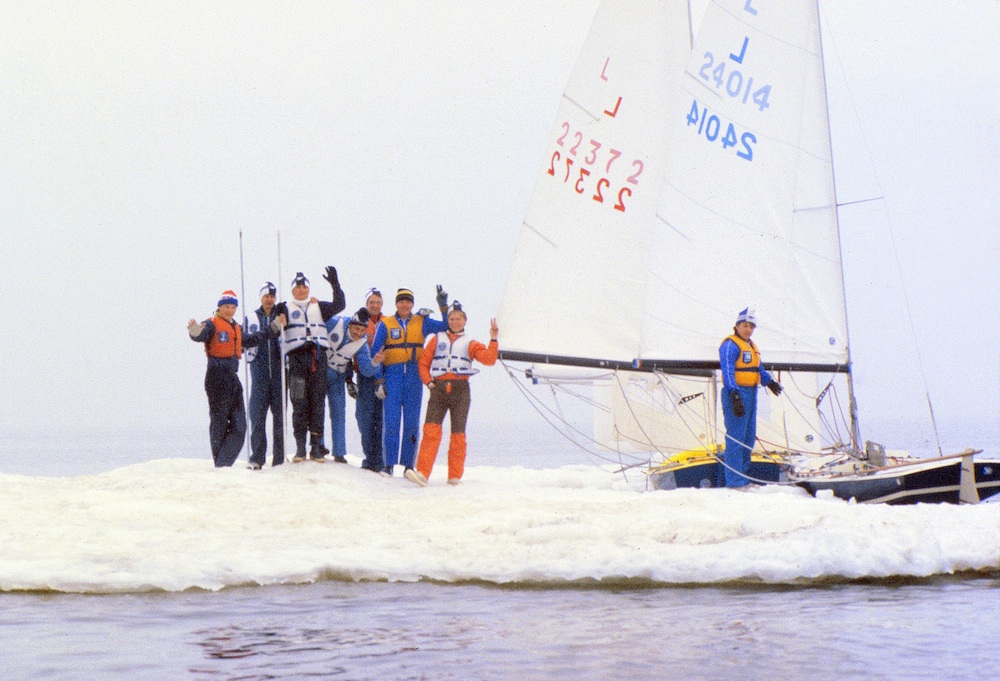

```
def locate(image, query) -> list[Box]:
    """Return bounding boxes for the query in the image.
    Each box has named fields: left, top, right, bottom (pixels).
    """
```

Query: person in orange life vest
left=408, top=303, right=499, bottom=486
left=718, top=307, right=782, bottom=488
left=370, top=286, right=449, bottom=476
left=354, top=288, right=386, bottom=473
left=188, top=290, right=279, bottom=467
left=273, top=268, right=345, bottom=462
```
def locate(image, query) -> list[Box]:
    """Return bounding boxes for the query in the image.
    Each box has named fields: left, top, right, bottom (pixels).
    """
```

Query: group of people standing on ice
left=188, top=265, right=499, bottom=486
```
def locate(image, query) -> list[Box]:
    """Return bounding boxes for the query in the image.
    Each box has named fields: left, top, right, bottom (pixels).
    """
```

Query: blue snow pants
left=381, top=361, right=423, bottom=469
left=326, top=368, right=348, bottom=458
left=720, top=386, right=758, bottom=488
left=356, top=373, right=383, bottom=471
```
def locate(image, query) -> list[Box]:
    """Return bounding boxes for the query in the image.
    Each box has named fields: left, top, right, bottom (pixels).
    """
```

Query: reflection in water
left=175, top=579, right=1000, bottom=681
left=191, top=612, right=497, bottom=679
left=1, top=579, right=995, bottom=680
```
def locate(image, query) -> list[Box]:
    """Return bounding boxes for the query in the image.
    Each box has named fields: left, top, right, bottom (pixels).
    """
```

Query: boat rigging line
left=821, top=1, right=942, bottom=455
left=501, top=361, right=808, bottom=488
left=500, top=360, right=649, bottom=484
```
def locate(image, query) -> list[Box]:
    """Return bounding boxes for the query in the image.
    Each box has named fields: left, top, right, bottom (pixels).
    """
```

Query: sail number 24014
left=547, top=121, right=644, bottom=213
left=687, top=100, right=756, bottom=161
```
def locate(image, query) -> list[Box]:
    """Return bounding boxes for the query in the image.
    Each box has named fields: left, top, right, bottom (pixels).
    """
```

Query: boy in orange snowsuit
left=408, top=304, right=499, bottom=486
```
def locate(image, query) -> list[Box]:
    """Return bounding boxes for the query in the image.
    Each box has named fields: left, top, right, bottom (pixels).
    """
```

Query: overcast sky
left=1, top=1, right=997, bottom=457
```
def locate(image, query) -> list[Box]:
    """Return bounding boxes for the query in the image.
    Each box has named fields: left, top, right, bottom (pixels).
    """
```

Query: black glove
left=346, top=380, right=358, bottom=399
left=767, top=381, right=783, bottom=396
left=323, top=265, right=339, bottom=290
left=436, top=284, right=448, bottom=310
left=731, top=391, right=745, bottom=418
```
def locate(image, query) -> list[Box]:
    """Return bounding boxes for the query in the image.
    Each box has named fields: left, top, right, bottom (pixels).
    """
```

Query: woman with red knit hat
left=188, top=290, right=279, bottom=467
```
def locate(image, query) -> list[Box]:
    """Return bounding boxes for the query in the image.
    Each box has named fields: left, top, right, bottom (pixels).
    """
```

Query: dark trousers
left=248, top=371, right=284, bottom=466
left=423, top=379, right=471, bottom=432
left=356, top=373, right=383, bottom=471
left=287, top=347, right=327, bottom=454
left=205, top=365, right=246, bottom=467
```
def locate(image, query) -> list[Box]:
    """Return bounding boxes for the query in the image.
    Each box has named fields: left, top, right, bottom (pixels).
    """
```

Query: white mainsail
left=499, top=0, right=853, bottom=455
left=498, top=0, right=695, bottom=363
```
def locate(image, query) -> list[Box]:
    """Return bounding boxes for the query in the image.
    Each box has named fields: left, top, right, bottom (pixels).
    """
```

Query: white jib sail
left=649, top=0, right=849, bottom=367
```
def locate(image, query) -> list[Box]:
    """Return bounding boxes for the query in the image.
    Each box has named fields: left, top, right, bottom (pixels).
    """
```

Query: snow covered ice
left=1, top=458, right=997, bottom=593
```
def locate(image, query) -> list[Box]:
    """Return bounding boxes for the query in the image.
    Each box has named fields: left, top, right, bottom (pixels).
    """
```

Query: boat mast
left=686, top=0, right=695, bottom=50
left=815, top=0, right=861, bottom=451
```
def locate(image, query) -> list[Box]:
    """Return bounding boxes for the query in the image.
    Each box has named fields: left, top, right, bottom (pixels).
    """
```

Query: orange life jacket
left=365, top=313, right=382, bottom=346
left=206, top=315, right=242, bottom=359
left=725, top=334, right=761, bottom=387
left=382, top=314, right=426, bottom=365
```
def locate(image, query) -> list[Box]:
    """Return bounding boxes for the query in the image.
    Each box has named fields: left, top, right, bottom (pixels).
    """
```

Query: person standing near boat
left=274, top=268, right=345, bottom=463
left=355, top=288, right=386, bottom=473
left=407, top=303, right=499, bottom=486
left=718, top=307, right=782, bottom=488
left=370, top=286, right=449, bottom=477
left=324, top=308, right=384, bottom=464
left=188, top=290, right=279, bottom=468
left=244, top=282, right=285, bottom=470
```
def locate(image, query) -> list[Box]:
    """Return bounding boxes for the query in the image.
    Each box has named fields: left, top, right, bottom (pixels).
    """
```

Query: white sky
left=1, top=1, right=997, bottom=456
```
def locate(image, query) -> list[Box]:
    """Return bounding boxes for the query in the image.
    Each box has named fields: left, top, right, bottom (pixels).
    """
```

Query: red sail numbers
left=547, top=121, right=644, bottom=213
left=544, top=56, right=644, bottom=212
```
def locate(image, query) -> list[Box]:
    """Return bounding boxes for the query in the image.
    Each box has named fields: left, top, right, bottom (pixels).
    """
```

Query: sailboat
left=496, top=0, right=1000, bottom=505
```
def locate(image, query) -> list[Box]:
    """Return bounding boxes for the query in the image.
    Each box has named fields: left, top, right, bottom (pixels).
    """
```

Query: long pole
left=239, top=229, right=251, bottom=462
left=277, top=230, right=290, bottom=454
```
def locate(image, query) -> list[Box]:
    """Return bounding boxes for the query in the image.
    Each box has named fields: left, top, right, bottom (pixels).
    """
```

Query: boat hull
left=649, top=452, right=786, bottom=491
left=795, top=459, right=1000, bottom=505
left=649, top=449, right=1000, bottom=505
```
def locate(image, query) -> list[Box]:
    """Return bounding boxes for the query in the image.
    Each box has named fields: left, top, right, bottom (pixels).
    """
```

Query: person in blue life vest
left=324, top=308, right=385, bottom=464
left=370, top=286, right=450, bottom=477
left=718, top=307, right=783, bottom=488
left=188, top=290, right=280, bottom=468
left=273, top=267, right=345, bottom=463
left=354, top=288, right=386, bottom=473
left=243, top=282, right=285, bottom=470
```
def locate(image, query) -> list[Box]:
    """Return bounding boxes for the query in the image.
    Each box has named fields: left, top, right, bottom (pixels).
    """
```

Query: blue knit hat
left=218, top=290, right=239, bottom=307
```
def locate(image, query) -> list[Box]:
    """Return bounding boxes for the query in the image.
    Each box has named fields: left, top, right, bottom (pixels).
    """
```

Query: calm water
left=3, top=578, right=998, bottom=680
left=2, top=421, right=998, bottom=679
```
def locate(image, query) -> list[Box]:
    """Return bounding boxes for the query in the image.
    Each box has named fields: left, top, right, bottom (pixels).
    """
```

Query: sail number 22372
left=547, top=121, right=644, bottom=213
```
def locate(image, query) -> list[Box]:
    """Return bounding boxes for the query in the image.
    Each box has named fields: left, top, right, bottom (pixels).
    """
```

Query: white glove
left=375, top=382, right=387, bottom=400
left=188, top=320, right=205, bottom=338
left=416, top=308, right=433, bottom=317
